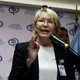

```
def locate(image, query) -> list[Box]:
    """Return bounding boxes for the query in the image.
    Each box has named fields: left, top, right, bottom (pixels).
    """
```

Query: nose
left=43, top=20, right=48, bottom=27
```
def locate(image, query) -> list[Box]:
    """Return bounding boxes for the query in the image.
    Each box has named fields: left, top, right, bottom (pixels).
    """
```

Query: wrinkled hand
left=26, top=35, right=40, bottom=68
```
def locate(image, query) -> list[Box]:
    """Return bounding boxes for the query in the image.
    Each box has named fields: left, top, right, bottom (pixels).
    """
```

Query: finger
left=32, top=35, right=37, bottom=42
left=34, top=42, right=40, bottom=49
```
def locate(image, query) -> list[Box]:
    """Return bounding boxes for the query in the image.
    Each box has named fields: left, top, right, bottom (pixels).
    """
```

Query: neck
left=37, top=37, right=53, bottom=47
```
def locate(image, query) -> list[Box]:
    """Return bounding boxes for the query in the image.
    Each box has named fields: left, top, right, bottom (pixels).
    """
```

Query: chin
left=39, top=33, right=50, bottom=38
left=41, top=35, right=49, bottom=38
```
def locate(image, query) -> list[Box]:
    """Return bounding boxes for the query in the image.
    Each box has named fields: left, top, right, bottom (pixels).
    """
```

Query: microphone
left=49, top=34, right=79, bottom=56
left=49, top=34, right=69, bottom=48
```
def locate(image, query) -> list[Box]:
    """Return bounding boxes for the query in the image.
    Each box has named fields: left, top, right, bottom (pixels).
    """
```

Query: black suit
left=8, top=42, right=80, bottom=80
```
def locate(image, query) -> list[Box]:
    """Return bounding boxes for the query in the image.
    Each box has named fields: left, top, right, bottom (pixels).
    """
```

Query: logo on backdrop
left=8, top=38, right=19, bottom=47
left=8, top=7, right=19, bottom=15
left=57, top=11, right=63, bottom=18
left=0, top=55, right=3, bottom=62
left=27, top=24, right=34, bottom=32
left=24, top=7, right=37, bottom=15
left=69, top=28, right=75, bottom=35
left=66, top=22, right=80, bottom=35
left=0, top=75, right=3, bottom=80
left=0, top=7, right=5, bottom=12
left=0, top=39, right=4, bottom=45
left=9, top=23, right=22, bottom=30
left=0, top=21, right=3, bottom=27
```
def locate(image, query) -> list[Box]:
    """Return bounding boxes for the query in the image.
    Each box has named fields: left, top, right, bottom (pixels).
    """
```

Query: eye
left=37, top=19, right=44, bottom=22
left=48, top=20, right=54, bottom=23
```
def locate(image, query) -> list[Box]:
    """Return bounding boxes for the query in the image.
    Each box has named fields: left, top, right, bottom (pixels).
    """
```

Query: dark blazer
left=8, top=42, right=80, bottom=80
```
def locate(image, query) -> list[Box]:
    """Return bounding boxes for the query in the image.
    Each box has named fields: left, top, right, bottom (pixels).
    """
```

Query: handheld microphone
left=49, top=34, right=69, bottom=48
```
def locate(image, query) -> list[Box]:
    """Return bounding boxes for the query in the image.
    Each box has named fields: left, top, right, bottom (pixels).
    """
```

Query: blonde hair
left=33, top=6, right=61, bottom=35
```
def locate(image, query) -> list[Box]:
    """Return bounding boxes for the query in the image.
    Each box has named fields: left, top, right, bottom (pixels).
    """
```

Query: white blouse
left=38, top=45, right=57, bottom=80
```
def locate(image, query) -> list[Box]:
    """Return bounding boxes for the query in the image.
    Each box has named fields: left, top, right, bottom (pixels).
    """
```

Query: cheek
left=35, top=23, right=41, bottom=32
left=36, top=22, right=42, bottom=29
left=51, top=26, right=56, bottom=34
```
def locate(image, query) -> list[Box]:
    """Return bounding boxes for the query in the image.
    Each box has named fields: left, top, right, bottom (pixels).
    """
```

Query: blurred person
left=57, top=27, right=70, bottom=45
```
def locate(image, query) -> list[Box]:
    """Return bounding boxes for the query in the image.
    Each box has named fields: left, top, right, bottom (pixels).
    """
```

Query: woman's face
left=35, top=13, right=56, bottom=38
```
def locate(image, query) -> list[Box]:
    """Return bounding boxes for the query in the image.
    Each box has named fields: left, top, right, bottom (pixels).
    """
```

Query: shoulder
left=16, top=42, right=29, bottom=46
left=15, top=42, right=29, bottom=50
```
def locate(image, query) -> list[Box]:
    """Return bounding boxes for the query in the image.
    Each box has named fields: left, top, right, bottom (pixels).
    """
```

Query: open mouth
left=41, top=30, right=49, bottom=33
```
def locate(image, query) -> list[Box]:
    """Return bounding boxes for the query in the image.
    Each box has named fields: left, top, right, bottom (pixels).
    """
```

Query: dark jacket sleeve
left=8, top=42, right=30, bottom=80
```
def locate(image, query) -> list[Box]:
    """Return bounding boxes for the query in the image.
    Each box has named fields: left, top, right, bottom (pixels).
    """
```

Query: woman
left=8, top=5, right=80, bottom=80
